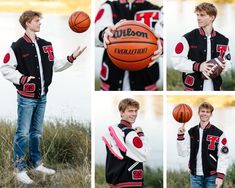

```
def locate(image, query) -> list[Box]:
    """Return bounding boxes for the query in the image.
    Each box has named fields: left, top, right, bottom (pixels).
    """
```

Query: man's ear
left=211, top=15, right=215, bottom=22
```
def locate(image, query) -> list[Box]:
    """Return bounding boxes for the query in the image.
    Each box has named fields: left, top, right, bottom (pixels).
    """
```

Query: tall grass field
left=0, top=120, right=91, bottom=187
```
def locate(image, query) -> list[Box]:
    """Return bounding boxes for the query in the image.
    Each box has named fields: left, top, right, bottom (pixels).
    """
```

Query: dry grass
left=0, top=120, right=91, bottom=187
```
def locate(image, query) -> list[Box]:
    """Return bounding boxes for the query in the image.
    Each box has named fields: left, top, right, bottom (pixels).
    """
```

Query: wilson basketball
left=68, top=11, right=90, bottom=33
left=107, top=20, right=158, bottom=71
left=172, top=104, right=192, bottom=123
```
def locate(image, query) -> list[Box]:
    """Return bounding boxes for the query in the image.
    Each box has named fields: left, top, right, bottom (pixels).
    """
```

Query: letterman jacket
left=177, top=123, right=229, bottom=179
left=1, top=34, right=75, bottom=99
left=95, top=0, right=162, bottom=91
left=172, top=28, right=231, bottom=91
left=105, top=120, right=148, bottom=187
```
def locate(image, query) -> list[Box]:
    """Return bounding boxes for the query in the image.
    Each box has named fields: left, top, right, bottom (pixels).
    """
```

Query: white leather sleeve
left=217, top=133, right=229, bottom=175
left=95, top=3, right=114, bottom=47
left=0, top=48, right=22, bottom=85
left=53, top=57, right=73, bottom=72
left=222, top=43, right=232, bottom=72
left=125, top=131, right=149, bottom=162
left=177, top=131, right=190, bottom=157
left=171, top=37, right=196, bottom=73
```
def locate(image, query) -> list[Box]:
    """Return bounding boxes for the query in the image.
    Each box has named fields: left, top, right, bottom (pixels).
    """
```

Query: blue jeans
left=14, top=94, right=47, bottom=171
left=190, top=175, right=216, bottom=188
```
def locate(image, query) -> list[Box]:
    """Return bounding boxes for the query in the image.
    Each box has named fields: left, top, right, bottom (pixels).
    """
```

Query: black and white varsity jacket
left=177, top=123, right=229, bottom=179
left=95, top=0, right=162, bottom=91
left=105, top=120, right=148, bottom=187
left=1, top=34, right=75, bottom=99
left=172, top=28, right=231, bottom=91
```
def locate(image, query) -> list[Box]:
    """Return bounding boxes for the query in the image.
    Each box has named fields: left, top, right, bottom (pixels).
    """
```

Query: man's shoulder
left=183, top=28, right=199, bottom=38
left=188, top=125, right=199, bottom=133
left=209, top=124, right=223, bottom=134
left=37, top=37, right=52, bottom=45
left=214, top=30, right=229, bottom=41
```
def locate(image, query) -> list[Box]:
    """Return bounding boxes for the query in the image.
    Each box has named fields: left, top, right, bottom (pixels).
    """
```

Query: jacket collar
left=119, top=0, right=145, bottom=4
left=199, top=122, right=212, bottom=130
left=120, top=120, right=132, bottom=128
left=198, top=27, right=216, bottom=37
left=22, top=33, right=39, bottom=43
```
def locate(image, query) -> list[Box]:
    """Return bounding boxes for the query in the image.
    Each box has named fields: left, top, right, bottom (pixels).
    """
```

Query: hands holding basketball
left=103, top=19, right=126, bottom=48
left=148, top=39, right=163, bottom=68
left=103, top=20, right=161, bottom=71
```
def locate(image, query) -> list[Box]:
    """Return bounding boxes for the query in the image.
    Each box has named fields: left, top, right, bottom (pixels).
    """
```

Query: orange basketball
left=172, top=104, right=193, bottom=123
left=107, top=20, right=158, bottom=71
left=68, top=11, right=90, bottom=33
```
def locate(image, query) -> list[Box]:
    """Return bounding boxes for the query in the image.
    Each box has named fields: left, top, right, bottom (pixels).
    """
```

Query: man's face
left=121, top=106, right=138, bottom=124
left=26, top=16, right=41, bottom=32
left=196, top=11, right=214, bottom=28
left=198, top=107, right=212, bottom=123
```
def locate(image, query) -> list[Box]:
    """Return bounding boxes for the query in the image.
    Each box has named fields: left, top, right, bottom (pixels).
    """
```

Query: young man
left=95, top=0, right=163, bottom=91
left=0, top=10, right=86, bottom=184
left=102, top=98, right=148, bottom=187
left=172, top=2, right=231, bottom=91
left=177, top=102, right=229, bottom=188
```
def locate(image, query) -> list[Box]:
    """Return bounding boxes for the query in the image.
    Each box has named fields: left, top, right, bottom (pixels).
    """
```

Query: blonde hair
left=198, top=102, right=214, bottom=113
left=195, top=3, right=217, bottom=18
left=118, top=98, right=140, bottom=112
left=19, top=10, right=42, bottom=29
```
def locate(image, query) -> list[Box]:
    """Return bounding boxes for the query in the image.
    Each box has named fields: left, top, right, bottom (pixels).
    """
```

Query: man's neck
left=202, top=25, right=213, bottom=36
left=200, top=121, right=209, bottom=129
left=25, top=30, right=36, bottom=42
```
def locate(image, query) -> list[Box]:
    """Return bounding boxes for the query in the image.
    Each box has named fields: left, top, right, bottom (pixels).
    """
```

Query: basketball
left=172, top=104, right=193, bottom=123
left=107, top=20, right=158, bottom=71
left=68, top=11, right=90, bottom=33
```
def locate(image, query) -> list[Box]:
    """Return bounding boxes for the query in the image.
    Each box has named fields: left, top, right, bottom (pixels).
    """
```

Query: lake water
left=0, top=13, right=91, bottom=122
left=94, top=94, right=163, bottom=168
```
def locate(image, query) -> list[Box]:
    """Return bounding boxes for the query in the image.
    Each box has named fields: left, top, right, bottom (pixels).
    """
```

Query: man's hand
left=199, top=61, right=214, bottom=73
left=178, top=126, right=186, bottom=135
left=72, top=46, right=87, bottom=59
left=148, top=39, right=162, bottom=68
left=103, top=19, right=126, bottom=48
left=215, top=178, right=223, bottom=188
left=27, top=76, right=35, bottom=83
left=134, top=127, right=143, bottom=134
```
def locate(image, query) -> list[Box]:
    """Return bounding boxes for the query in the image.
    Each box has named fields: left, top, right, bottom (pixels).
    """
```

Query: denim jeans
left=190, top=175, right=216, bottom=188
left=14, top=94, right=47, bottom=171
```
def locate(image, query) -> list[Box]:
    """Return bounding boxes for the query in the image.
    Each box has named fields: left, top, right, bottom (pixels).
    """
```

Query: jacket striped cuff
left=217, top=173, right=225, bottom=180
left=137, top=132, right=144, bottom=137
left=193, top=62, right=201, bottom=72
left=20, top=76, right=28, bottom=85
left=177, top=133, right=185, bottom=141
left=67, top=54, right=76, bottom=63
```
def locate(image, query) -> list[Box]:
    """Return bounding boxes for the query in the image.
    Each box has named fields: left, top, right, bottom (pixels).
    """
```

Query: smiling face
left=198, top=107, right=212, bottom=123
left=196, top=10, right=214, bottom=28
left=26, top=16, right=41, bottom=32
left=120, top=106, right=138, bottom=124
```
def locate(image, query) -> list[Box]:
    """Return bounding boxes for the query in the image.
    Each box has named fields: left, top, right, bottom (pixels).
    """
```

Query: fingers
left=148, top=61, right=156, bottom=68
left=79, top=46, right=87, bottom=54
left=27, top=76, right=35, bottom=83
left=73, top=46, right=87, bottom=58
left=103, top=26, right=116, bottom=48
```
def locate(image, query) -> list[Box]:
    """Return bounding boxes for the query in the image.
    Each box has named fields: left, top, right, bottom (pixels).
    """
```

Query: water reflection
left=94, top=94, right=163, bottom=168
